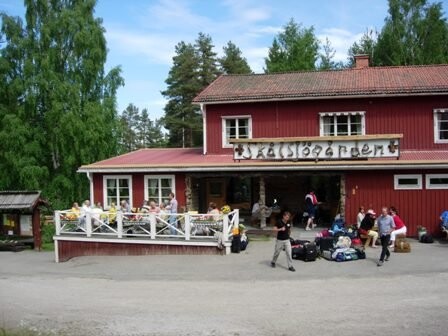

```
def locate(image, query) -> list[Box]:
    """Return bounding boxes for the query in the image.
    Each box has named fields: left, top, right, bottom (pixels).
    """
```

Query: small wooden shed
left=0, top=191, right=47, bottom=250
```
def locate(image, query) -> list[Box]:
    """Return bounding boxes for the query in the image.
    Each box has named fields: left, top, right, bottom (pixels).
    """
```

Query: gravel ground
left=1, top=230, right=448, bottom=336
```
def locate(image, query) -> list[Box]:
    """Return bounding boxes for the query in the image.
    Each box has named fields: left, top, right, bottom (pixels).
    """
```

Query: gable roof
left=0, top=191, right=42, bottom=211
left=193, top=64, right=448, bottom=104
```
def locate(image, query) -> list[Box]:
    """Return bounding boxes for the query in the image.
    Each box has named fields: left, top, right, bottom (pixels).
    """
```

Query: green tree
left=195, top=32, right=220, bottom=87
left=265, top=18, right=320, bottom=73
left=219, top=41, right=252, bottom=74
left=347, top=29, right=378, bottom=66
left=162, top=33, right=220, bottom=148
left=318, top=37, right=344, bottom=70
left=0, top=0, right=123, bottom=209
left=162, top=41, right=202, bottom=148
left=374, top=0, right=448, bottom=65
left=119, top=103, right=166, bottom=151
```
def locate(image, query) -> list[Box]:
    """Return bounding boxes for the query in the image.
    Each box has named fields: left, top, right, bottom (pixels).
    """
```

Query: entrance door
left=206, top=179, right=226, bottom=209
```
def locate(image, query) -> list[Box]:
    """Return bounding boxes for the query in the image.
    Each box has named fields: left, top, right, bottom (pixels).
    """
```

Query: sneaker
left=312, top=224, right=317, bottom=228
left=288, top=266, right=296, bottom=272
left=305, top=227, right=311, bottom=231
left=377, top=260, right=383, bottom=267
left=385, top=256, right=390, bottom=261
left=270, top=262, right=276, bottom=268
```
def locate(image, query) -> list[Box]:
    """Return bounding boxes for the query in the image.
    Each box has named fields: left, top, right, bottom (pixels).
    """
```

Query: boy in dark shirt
left=271, top=211, right=295, bottom=272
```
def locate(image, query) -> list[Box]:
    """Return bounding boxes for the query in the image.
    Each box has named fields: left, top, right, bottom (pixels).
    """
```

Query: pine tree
left=162, top=41, right=202, bottom=148
left=347, top=29, right=378, bottom=66
left=219, top=41, right=252, bottom=74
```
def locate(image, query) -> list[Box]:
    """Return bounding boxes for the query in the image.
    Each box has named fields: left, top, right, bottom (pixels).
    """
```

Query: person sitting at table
left=207, top=202, right=221, bottom=221
left=389, top=206, right=407, bottom=247
left=359, top=209, right=378, bottom=248
left=108, top=202, right=117, bottom=224
left=251, top=199, right=272, bottom=226
left=69, top=202, right=81, bottom=219
left=90, top=202, right=103, bottom=226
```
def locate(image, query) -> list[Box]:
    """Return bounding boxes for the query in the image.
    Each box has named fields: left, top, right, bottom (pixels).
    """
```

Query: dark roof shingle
left=193, top=64, right=448, bottom=103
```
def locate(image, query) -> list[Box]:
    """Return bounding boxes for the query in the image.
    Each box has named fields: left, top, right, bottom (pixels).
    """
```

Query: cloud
left=105, top=27, right=175, bottom=65
left=222, top=0, right=271, bottom=23
left=318, top=28, right=364, bottom=62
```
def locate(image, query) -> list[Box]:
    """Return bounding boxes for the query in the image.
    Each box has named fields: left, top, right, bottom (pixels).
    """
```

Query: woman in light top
left=357, top=206, right=365, bottom=228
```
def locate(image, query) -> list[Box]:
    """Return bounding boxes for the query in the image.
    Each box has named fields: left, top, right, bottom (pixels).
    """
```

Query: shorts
left=307, top=206, right=316, bottom=218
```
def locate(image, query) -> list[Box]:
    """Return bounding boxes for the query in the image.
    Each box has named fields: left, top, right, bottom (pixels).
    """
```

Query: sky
left=1, top=0, right=447, bottom=120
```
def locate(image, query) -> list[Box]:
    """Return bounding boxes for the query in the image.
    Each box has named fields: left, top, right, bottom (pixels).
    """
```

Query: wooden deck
left=53, top=210, right=239, bottom=262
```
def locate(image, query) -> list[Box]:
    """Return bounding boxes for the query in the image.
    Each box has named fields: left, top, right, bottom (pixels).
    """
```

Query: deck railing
left=54, top=209, right=239, bottom=244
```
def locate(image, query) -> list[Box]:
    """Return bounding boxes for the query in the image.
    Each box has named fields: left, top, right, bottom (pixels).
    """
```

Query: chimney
left=354, top=54, right=369, bottom=69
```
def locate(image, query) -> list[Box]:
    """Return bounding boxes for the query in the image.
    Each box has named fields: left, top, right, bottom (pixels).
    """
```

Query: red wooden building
left=79, top=56, right=448, bottom=237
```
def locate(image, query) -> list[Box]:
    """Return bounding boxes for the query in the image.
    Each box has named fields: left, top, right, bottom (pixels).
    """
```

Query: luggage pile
left=290, top=239, right=318, bottom=262
left=315, top=234, right=366, bottom=262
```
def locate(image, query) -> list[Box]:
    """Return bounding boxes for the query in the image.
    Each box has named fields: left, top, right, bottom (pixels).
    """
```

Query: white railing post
left=117, top=212, right=123, bottom=238
left=55, top=211, right=61, bottom=235
left=222, top=213, right=229, bottom=243
left=86, top=212, right=92, bottom=237
left=234, top=209, right=239, bottom=232
left=185, top=213, right=191, bottom=241
left=150, top=214, right=156, bottom=240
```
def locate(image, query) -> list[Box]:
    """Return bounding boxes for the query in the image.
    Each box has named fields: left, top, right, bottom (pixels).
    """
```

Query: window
left=144, top=175, right=175, bottom=205
left=222, top=116, right=252, bottom=147
left=319, top=112, right=365, bottom=136
left=434, top=108, right=448, bottom=143
left=394, top=174, right=422, bottom=190
left=103, top=176, right=132, bottom=208
left=426, top=174, right=448, bottom=189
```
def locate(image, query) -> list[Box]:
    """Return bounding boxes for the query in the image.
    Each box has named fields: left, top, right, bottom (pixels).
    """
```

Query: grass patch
left=41, top=242, right=54, bottom=251
left=0, top=327, right=56, bottom=336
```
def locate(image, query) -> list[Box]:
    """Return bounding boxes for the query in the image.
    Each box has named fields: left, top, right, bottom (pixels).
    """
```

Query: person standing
left=304, top=191, right=318, bottom=231
left=377, top=206, right=395, bottom=266
left=271, top=211, right=295, bottom=272
left=167, top=192, right=178, bottom=235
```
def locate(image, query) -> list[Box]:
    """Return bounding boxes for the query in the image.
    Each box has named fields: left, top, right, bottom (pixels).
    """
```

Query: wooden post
left=86, top=212, right=92, bottom=237
left=340, top=174, right=346, bottom=218
left=185, top=175, right=192, bottom=212
left=185, top=213, right=191, bottom=241
left=150, top=214, right=156, bottom=240
left=223, top=213, right=229, bottom=252
left=117, top=212, right=123, bottom=238
left=32, top=208, right=42, bottom=251
left=259, top=177, right=266, bottom=229
left=55, top=211, right=61, bottom=235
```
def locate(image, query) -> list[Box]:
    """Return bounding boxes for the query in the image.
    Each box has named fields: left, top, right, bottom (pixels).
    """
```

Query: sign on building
left=232, top=135, right=402, bottom=161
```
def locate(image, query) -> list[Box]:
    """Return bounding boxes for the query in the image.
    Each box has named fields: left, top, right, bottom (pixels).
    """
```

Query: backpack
left=231, top=234, right=241, bottom=253
left=420, top=233, right=434, bottom=244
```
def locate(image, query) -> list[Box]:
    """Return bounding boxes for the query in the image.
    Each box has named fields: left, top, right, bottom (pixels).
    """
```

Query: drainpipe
left=86, top=172, right=94, bottom=204
left=201, top=103, right=207, bottom=155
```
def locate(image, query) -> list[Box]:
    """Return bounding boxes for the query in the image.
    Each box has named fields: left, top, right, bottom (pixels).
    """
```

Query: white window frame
left=394, top=174, right=422, bottom=190
left=144, top=175, right=176, bottom=205
left=319, top=111, right=366, bottom=136
left=103, top=175, right=133, bottom=209
left=426, top=174, right=448, bottom=190
left=433, top=108, right=448, bottom=143
left=221, top=115, right=252, bottom=148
